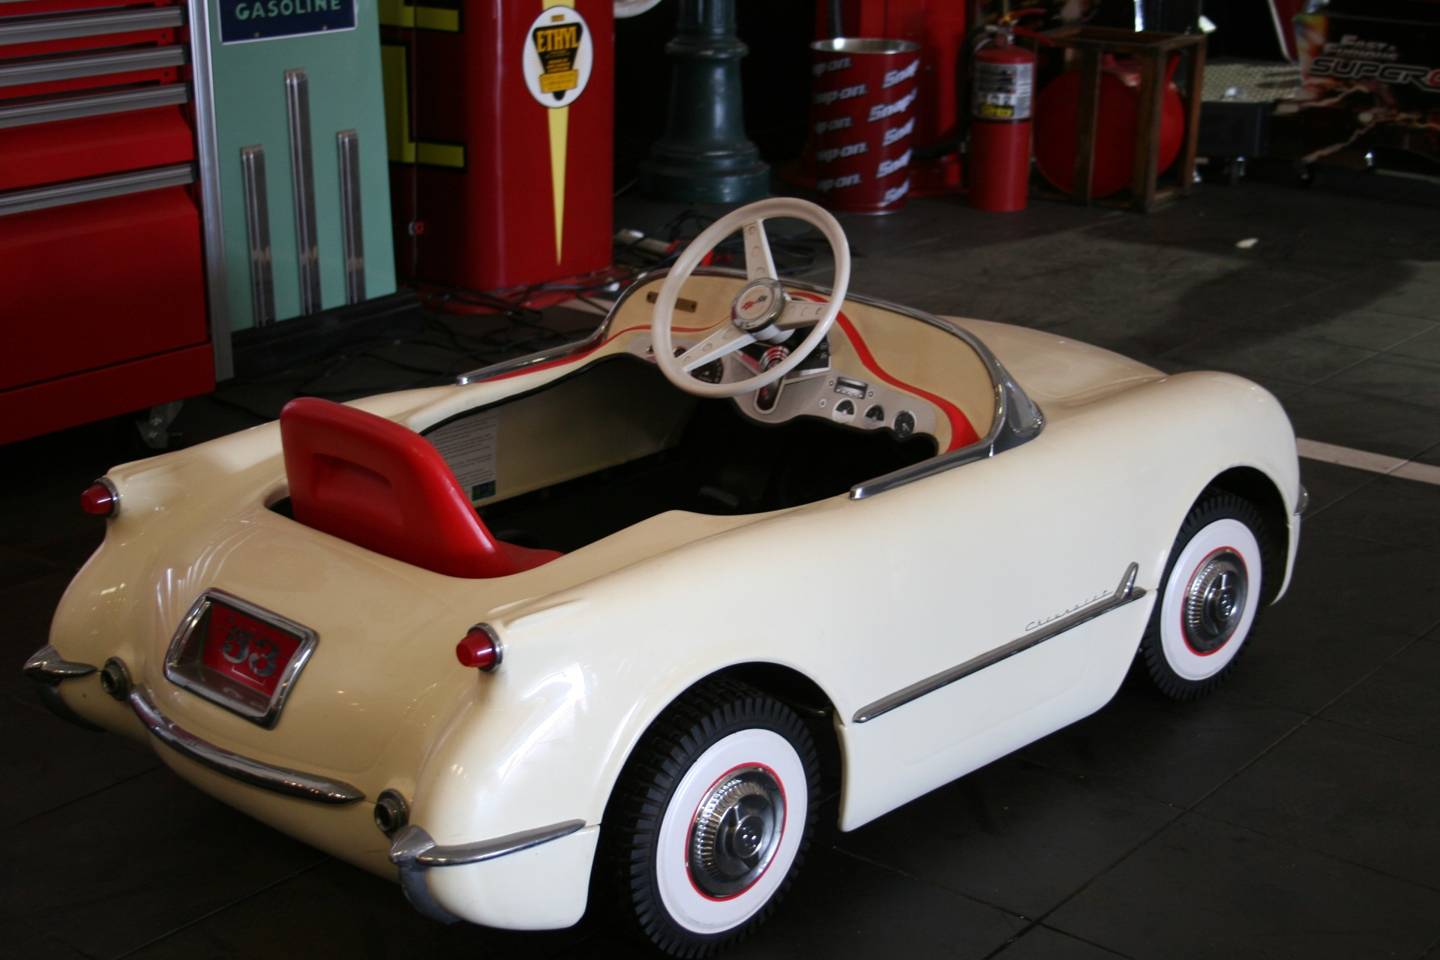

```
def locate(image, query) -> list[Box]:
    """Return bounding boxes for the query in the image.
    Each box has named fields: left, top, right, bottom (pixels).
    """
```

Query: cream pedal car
left=25, top=198, right=1303, bottom=957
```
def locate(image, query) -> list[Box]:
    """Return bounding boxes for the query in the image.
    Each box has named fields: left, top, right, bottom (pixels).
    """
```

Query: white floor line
left=1297, top=438, right=1440, bottom=487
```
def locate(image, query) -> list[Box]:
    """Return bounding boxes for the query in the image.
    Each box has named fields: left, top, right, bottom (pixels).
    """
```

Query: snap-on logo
left=883, top=59, right=918, bottom=88
left=882, top=180, right=910, bottom=205
left=882, top=117, right=915, bottom=146
left=815, top=115, right=853, bottom=135
left=816, top=141, right=868, bottom=163
left=868, top=89, right=917, bottom=121
left=817, top=173, right=862, bottom=191
left=812, top=56, right=852, bottom=77
left=813, top=84, right=867, bottom=106
left=877, top=149, right=912, bottom=178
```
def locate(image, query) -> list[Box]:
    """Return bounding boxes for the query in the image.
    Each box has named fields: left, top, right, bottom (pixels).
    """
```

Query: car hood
left=946, top=317, right=1167, bottom=410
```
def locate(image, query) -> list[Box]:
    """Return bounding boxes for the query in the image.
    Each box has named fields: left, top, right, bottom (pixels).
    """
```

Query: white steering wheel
left=650, top=197, right=852, bottom=399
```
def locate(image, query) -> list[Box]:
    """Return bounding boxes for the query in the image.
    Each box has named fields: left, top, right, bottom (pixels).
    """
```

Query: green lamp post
left=641, top=0, right=769, bottom=203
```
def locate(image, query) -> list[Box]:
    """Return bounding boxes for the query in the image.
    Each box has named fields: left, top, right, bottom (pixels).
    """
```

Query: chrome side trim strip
left=0, top=83, right=188, bottom=129
left=853, top=563, right=1147, bottom=724
left=0, top=6, right=184, bottom=46
left=240, top=146, right=276, bottom=327
left=127, top=686, right=363, bottom=804
left=284, top=68, right=321, bottom=315
left=0, top=45, right=187, bottom=88
left=336, top=129, right=365, bottom=304
left=187, top=0, right=231, bottom=378
left=0, top=163, right=194, bottom=218
left=23, top=644, right=97, bottom=682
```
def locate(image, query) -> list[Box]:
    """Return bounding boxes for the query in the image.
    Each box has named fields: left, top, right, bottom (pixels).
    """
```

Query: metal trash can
left=809, top=38, right=920, bottom=213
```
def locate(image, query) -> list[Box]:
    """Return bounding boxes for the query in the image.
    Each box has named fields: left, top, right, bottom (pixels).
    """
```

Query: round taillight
left=456, top=624, right=502, bottom=671
left=80, top=478, right=118, bottom=517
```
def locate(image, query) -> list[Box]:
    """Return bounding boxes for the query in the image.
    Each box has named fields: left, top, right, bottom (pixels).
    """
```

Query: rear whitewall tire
left=1141, top=493, right=1272, bottom=700
left=600, top=680, right=821, bottom=958
left=655, top=729, right=808, bottom=936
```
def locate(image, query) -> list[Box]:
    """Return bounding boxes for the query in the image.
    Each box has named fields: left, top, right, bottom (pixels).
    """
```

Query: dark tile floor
left=4, top=180, right=1440, bottom=959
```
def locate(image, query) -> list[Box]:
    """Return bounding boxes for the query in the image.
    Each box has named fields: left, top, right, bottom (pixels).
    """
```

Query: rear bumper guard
left=388, top=820, right=587, bottom=924
left=23, top=646, right=364, bottom=805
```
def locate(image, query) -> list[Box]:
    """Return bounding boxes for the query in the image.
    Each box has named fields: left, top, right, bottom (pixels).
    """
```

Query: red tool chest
left=1, top=0, right=214, bottom=446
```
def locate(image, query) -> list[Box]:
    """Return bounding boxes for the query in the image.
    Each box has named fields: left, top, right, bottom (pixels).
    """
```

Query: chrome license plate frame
left=163, top=589, right=318, bottom=728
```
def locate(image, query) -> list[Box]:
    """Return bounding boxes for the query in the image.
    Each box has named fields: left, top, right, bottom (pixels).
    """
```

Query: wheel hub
left=689, top=766, right=785, bottom=898
left=1183, top=550, right=1248, bottom=654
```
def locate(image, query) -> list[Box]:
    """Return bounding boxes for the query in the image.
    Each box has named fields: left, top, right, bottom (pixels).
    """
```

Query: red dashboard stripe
left=791, top=293, right=980, bottom=452
left=487, top=298, right=980, bottom=452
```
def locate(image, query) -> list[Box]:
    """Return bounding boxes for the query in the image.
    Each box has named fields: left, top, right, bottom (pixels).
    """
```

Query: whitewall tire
left=1141, top=493, right=1273, bottom=700
left=600, top=680, right=820, bottom=957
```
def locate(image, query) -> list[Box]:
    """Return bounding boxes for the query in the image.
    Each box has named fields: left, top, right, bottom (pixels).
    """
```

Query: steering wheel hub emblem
left=733, top=278, right=785, bottom=332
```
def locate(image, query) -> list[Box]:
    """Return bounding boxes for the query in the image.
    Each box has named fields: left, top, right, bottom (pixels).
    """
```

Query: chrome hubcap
left=688, top=766, right=785, bottom=898
left=1183, top=550, right=1248, bottom=653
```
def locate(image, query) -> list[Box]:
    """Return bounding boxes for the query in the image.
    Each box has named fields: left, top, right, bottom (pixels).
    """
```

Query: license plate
left=164, top=590, right=318, bottom=728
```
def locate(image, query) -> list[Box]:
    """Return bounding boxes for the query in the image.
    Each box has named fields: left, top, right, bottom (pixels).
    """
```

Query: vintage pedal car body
left=26, top=199, right=1302, bottom=956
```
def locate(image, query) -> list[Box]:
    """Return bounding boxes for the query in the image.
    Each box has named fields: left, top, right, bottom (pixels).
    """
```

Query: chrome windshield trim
left=455, top=325, right=608, bottom=385
left=853, top=562, right=1147, bottom=724
left=23, top=644, right=97, bottom=683
left=451, top=267, right=1043, bottom=498
left=390, top=820, right=587, bottom=869
left=127, top=686, right=364, bottom=804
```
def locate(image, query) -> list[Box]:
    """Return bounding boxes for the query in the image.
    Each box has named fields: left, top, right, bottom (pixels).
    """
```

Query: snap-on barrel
left=809, top=38, right=920, bottom=214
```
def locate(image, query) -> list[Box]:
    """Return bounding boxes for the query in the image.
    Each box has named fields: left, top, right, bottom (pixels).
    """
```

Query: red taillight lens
left=80, top=479, right=118, bottom=517
left=456, top=624, right=502, bottom=671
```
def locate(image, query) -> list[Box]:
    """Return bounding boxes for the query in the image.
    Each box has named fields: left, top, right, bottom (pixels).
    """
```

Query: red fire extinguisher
left=969, top=26, right=1036, bottom=213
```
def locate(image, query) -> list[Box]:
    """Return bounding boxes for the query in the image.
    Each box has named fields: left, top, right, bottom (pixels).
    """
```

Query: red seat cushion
left=279, top=398, right=559, bottom=578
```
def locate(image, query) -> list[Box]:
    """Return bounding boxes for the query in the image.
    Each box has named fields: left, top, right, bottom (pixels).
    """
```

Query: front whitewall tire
left=1140, top=492, right=1274, bottom=700
left=1159, top=518, right=1261, bottom=682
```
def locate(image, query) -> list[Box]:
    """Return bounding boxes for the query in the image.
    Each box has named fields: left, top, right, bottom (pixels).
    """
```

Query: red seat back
left=279, top=398, right=556, bottom=578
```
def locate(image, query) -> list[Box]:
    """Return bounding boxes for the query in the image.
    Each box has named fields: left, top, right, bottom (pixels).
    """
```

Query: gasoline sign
left=523, top=6, right=593, bottom=108
left=218, top=0, right=355, bottom=43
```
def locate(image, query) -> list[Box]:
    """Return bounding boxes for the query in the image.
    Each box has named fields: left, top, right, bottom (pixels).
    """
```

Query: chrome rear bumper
left=23, top=646, right=363, bottom=805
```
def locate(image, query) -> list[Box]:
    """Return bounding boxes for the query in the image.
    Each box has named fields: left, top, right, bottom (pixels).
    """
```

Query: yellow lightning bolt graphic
left=544, top=0, right=574, bottom=264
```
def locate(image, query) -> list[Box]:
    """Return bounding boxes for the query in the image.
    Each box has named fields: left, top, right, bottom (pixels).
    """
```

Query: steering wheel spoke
left=743, top=220, right=777, bottom=281
left=650, top=197, right=850, bottom=398
left=775, top=298, right=830, bottom=330
left=678, top=323, right=755, bottom=372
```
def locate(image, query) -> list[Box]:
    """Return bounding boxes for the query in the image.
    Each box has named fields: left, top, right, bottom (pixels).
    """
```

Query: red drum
left=1034, top=56, right=1185, bottom=200
left=809, top=38, right=920, bottom=213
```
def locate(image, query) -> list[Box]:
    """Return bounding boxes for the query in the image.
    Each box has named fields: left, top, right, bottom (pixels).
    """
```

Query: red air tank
left=969, top=32, right=1035, bottom=213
